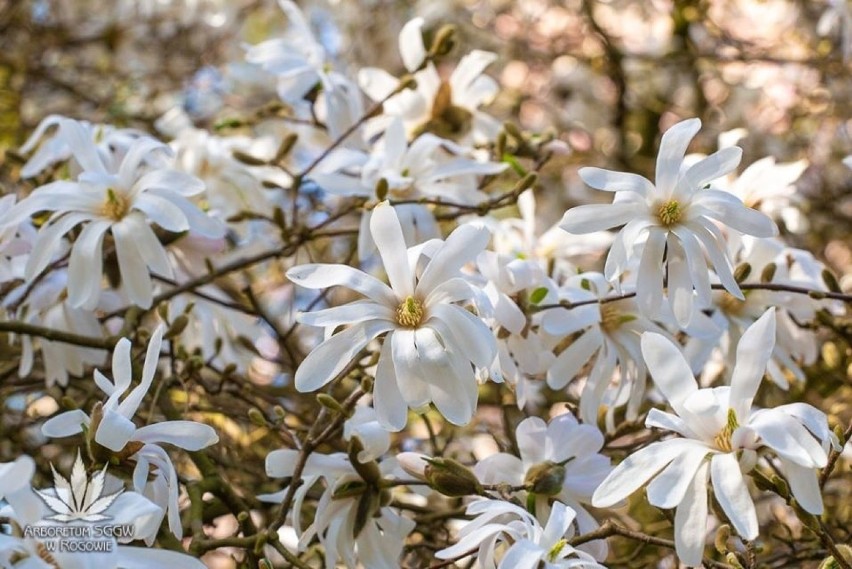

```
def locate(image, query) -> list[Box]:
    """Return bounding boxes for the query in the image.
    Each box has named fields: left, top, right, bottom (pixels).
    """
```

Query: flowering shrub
left=0, top=1, right=851, bottom=568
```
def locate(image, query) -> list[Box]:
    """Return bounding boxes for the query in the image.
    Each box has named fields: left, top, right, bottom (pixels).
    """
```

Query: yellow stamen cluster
left=600, top=304, right=625, bottom=334
left=714, top=408, right=740, bottom=452
left=718, top=292, right=746, bottom=316
left=396, top=296, right=424, bottom=328
left=657, top=200, right=683, bottom=227
left=547, top=539, right=569, bottom=562
left=100, top=189, right=130, bottom=221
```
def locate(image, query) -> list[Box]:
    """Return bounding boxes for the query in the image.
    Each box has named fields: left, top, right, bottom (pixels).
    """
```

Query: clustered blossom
left=0, top=2, right=848, bottom=569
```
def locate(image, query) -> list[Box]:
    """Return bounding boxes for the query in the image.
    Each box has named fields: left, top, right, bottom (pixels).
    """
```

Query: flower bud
left=524, top=461, right=566, bottom=496
left=714, top=524, right=731, bottom=554
left=248, top=408, right=267, bottom=426
left=375, top=178, right=389, bottom=201
left=348, top=437, right=382, bottom=485
left=397, top=452, right=429, bottom=480
left=275, top=133, right=298, bottom=162
left=232, top=150, right=269, bottom=166
left=165, top=314, right=189, bottom=339
left=822, top=269, right=842, bottom=293
left=733, top=263, right=751, bottom=284
left=760, top=262, right=777, bottom=283
left=429, top=25, right=456, bottom=58
left=424, top=457, right=483, bottom=497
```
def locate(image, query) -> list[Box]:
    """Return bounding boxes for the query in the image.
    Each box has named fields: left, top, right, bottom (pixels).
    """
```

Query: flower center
left=547, top=538, right=569, bottom=562
left=713, top=408, right=740, bottom=452
left=396, top=296, right=424, bottom=328
left=600, top=303, right=633, bottom=334
left=657, top=200, right=683, bottom=227
left=718, top=292, right=746, bottom=316
left=100, top=188, right=130, bottom=221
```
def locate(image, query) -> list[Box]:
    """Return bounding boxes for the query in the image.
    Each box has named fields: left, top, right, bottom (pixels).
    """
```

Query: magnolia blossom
left=359, top=18, right=500, bottom=143
left=41, top=326, right=219, bottom=539
left=311, top=118, right=505, bottom=258
left=287, top=202, right=496, bottom=430
left=474, top=414, right=612, bottom=560
left=560, top=118, right=776, bottom=327
left=436, top=499, right=605, bottom=569
left=0, top=455, right=204, bottom=568
left=542, top=272, right=670, bottom=428
left=260, top=451, right=414, bottom=569
left=592, top=309, right=838, bottom=566
left=3, top=117, right=224, bottom=309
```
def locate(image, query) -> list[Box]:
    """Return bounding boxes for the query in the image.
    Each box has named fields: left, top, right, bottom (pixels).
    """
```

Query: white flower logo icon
left=36, top=451, right=123, bottom=523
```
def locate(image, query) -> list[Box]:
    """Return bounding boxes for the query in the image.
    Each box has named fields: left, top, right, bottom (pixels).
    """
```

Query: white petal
left=41, top=410, right=90, bottom=439
left=113, top=219, right=154, bottom=309
left=656, top=118, right=701, bottom=196
left=400, top=18, right=427, bottom=71
left=297, top=301, right=394, bottom=328
left=578, top=167, right=655, bottom=196
left=287, top=264, right=396, bottom=306
left=25, top=212, right=90, bottom=279
left=58, top=118, right=107, bottom=174
left=547, top=329, right=601, bottom=390
left=729, top=308, right=776, bottom=419
left=374, top=338, right=407, bottom=431
left=370, top=202, right=414, bottom=298
left=641, top=332, right=697, bottom=417
left=666, top=236, right=694, bottom=327
left=295, top=320, right=393, bottom=392
left=95, top=408, right=137, bottom=452
left=592, top=439, right=696, bottom=508
left=391, top=329, right=431, bottom=409
left=711, top=453, right=758, bottom=539
left=133, top=193, right=191, bottom=233
left=780, top=458, right=823, bottom=515
left=673, top=460, right=710, bottom=567
left=416, top=223, right=491, bottom=297
left=693, top=189, right=776, bottom=237
left=646, top=444, right=710, bottom=509
left=134, top=421, right=218, bottom=450
left=636, top=228, right=667, bottom=316
left=559, top=202, right=638, bottom=234
left=66, top=220, right=111, bottom=309
left=428, top=303, right=496, bottom=368
left=675, top=146, right=742, bottom=199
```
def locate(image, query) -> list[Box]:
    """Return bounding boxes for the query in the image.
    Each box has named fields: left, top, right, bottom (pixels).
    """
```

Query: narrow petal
left=399, top=17, right=426, bottom=71
left=66, top=220, right=111, bottom=309
left=113, top=219, right=153, bottom=309
left=374, top=338, right=407, bottom=431
left=675, top=146, right=742, bottom=199
left=636, top=228, right=667, bottom=316
left=427, top=304, right=496, bottom=368
left=656, top=118, right=701, bottom=196
left=711, top=453, right=758, bottom=540
left=729, top=308, right=776, bottom=419
left=592, top=439, right=697, bottom=508
left=673, top=460, right=710, bottom=567
left=134, top=421, right=219, bottom=450
left=41, top=410, right=90, bottom=439
left=546, top=329, right=601, bottom=390
left=641, top=332, right=697, bottom=417
left=286, top=264, right=396, bottom=306
left=578, top=167, right=655, bottom=196
left=370, top=202, right=414, bottom=298
left=646, top=444, right=711, bottom=509
left=781, top=458, right=823, bottom=515
left=559, top=202, right=638, bottom=234
left=416, top=223, right=491, bottom=296
left=295, top=320, right=393, bottom=392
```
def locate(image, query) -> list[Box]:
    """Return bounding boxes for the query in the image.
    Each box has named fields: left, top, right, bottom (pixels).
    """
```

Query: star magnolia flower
left=359, top=18, right=500, bottom=143
left=4, top=117, right=225, bottom=310
left=435, top=499, right=606, bottom=569
left=41, top=326, right=219, bottom=539
left=474, top=414, right=612, bottom=561
left=286, top=202, right=496, bottom=430
left=560, top=118, right=776, bottom=327
left=312, top=118, right=505, bottom=259
left=0, top=455, right=206, bottom=568
left=260, top=451, right=414, bottom=569
left=592, top=309, right=839, bottom=566
left=542, top=272, right=668, bottom=429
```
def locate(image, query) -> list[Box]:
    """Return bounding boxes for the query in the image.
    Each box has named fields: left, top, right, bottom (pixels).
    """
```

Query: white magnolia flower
left=287, top=202, right=496, bottom=430
left=0, top=455, right=205, bottom=568
left=359, top=18, right=500, bottom=143
left=560, top=118, right=776, bottom=327
left=475, top=414, right=612, bottom=560
left=542, top=273, right=668, bottom=428
left=4, top=118, right=224, bottom=310
left=245, top=0, right=344, bottom=104
left=311, top=118, right=505, bottom=259
left=41, top=326, right=219, bottom=539
left=592, top=309, right=838, bottom=566
left=260, top=451, right=414, bottom=569
left=436, top=499, right=606, bottom=569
